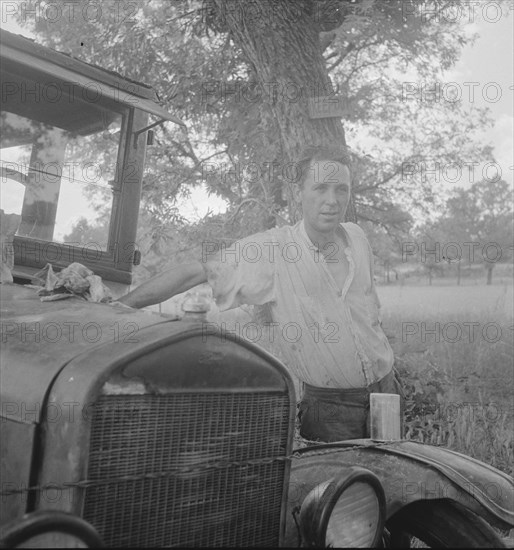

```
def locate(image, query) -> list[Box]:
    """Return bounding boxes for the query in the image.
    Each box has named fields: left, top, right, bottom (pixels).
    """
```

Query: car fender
left=283, top=439, right=513, bottom=546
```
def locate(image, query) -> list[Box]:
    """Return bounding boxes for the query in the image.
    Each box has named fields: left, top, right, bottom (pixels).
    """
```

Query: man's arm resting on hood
left=117, top=261, right=207, bottom=309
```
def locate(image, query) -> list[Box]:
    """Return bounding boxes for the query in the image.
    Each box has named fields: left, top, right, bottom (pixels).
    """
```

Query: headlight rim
left=0, top=510, right=105, bottom=548
left=299, top=466, right=386, bottom=548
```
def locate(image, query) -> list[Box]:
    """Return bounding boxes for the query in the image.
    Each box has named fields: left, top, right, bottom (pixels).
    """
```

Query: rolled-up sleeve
left=201, top=232, right=276, bottom=311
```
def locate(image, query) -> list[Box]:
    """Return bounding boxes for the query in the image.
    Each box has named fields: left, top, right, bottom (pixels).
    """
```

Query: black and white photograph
left=1, top=0, right=513, bottom=547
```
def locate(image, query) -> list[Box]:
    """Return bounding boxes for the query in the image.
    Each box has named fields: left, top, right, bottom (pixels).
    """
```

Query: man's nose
left=325, top=188, right=338, bottom=204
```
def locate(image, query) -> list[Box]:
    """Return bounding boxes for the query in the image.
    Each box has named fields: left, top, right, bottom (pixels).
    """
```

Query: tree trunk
left=456, top=262, right=461, bottom=285
left=211, top=0, right=355, bottom=222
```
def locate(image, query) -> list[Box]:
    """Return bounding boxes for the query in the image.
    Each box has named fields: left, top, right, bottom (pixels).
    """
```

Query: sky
left=1, top=1, right=512, bottom=224
left=446, top=4, right=513, bottom=188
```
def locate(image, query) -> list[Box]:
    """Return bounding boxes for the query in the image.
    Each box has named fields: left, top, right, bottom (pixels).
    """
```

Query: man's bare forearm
left=117, top=262, right=207, bottom=308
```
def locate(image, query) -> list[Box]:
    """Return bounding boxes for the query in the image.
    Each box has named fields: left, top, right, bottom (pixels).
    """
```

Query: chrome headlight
left=299, top=467, right=386, bottom=548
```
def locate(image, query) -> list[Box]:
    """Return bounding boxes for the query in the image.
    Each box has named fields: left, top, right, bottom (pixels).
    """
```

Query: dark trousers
left=298, top=370, right=404, bottom=442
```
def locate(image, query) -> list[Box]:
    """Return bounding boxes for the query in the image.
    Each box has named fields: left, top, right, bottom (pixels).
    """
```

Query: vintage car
left=1, top=29, right=513, bottom=547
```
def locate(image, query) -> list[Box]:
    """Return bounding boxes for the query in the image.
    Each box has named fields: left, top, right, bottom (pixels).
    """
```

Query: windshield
left=1, top=69, right=125, bottom=251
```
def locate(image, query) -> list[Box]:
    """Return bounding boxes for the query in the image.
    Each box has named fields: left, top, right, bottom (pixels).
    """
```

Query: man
left=118, top=145, right=401, bottom=442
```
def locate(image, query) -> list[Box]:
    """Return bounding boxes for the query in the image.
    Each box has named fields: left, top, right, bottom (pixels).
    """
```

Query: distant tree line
left=369, top=178, right=513, bottom=286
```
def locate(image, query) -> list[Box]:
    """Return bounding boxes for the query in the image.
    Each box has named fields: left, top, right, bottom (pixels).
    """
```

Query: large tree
left=15, top=0, right=494, bottom=276
left=203, top=0, right=352, bottom=221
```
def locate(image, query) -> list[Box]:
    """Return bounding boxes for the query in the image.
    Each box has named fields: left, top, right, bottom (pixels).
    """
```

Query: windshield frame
left=1, top=31, right=151, bottom=286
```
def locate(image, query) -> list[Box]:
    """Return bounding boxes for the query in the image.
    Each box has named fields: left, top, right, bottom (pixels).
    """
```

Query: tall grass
left=379, top=284, right=514, bottom=475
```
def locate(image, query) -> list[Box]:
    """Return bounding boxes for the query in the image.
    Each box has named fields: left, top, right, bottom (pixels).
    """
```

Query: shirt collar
left=296, top=219, right=349, bottom=251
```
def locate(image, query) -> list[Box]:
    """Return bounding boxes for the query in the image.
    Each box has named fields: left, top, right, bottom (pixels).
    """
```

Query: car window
left=1, top=94, right=124, bottom=251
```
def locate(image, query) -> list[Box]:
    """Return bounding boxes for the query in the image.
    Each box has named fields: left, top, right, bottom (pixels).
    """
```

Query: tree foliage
left=406, top=179, right=514, bottom=285
left=15, top=0, right=497, bottom=279
left=442, top=179, right=514, bottom=284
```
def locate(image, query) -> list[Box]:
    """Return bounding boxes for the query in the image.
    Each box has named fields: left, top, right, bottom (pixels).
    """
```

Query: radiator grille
left=83, top=393, right=290, bottom=547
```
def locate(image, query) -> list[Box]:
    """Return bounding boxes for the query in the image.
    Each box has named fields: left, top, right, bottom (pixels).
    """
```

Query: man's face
left=294, top=159, right=351, bottom=237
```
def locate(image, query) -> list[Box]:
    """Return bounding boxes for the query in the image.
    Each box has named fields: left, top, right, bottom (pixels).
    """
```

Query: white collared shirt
left=202, top=220, right=394, bottom=389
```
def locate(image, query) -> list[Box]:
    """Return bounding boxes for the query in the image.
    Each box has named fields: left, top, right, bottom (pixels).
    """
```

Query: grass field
left=377, top=282, right=514, bottom=474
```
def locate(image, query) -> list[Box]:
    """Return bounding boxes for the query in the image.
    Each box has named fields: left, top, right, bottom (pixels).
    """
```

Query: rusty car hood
left=0, top=283, right=174, bottom=423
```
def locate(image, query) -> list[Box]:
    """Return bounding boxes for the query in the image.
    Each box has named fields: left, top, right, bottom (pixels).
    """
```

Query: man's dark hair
left=295, top=145, right=351, bottom=189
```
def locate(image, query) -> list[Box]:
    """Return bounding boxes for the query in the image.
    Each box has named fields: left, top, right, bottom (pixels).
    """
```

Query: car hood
left=0, top=283, right=174, bottom=423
